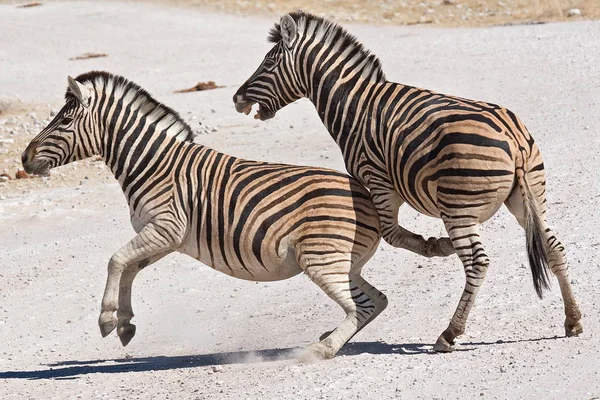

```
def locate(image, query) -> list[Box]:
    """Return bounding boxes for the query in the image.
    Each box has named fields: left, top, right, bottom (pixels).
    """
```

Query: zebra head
left=22, top=76, right=98, bottom=175
left=233, top=13, right=307, bottom=121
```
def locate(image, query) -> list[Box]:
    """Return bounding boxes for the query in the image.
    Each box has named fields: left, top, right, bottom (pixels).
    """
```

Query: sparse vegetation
left=145, top=0, right=598, bottom=26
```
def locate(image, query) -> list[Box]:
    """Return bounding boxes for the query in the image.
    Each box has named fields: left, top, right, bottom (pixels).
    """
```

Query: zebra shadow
left=0, top=336, right=562, bottom=380
left=0, top=341, right=438, bottom=380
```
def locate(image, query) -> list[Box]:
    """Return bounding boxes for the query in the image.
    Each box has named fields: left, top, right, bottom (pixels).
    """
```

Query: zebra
left=21, top=71, right=389, bottom=360
left=233, top=11, right=583, bottom=352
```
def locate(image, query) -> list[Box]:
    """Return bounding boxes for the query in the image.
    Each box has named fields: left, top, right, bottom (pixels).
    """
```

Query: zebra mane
left=67, top=71, right=195, bottom=143
left=268, top=11, right=386, bottom=82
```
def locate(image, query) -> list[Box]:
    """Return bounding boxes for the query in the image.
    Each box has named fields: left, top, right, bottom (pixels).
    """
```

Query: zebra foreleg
left=370, top=189, right=454, bottom=257
left=98, top=223, right=177, bottom=339
left=116, top=252, right=171, bottom=346
left=434, top=219, right=488, bottom=352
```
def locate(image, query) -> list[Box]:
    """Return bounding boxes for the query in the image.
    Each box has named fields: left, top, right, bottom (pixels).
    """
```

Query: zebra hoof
left=425, top=237, right=455, bottom=257
left=98, top=315, right=117, bottom=338
left=299, top=340, right=336, bottom=362
left=118, top=323, right=136, bottom=346
left=433, top=335, right=455, bottom=353
left=436, top=237, right=455, bottom=256
left=319, top=330, right=333, bottom=341
left=565, top=320, right=583, bottom=337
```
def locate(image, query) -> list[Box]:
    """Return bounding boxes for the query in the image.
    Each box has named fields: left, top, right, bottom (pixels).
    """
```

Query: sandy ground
left=1, top=2, right=599, bottom=399
left=3, top=0, right=599, bottom=27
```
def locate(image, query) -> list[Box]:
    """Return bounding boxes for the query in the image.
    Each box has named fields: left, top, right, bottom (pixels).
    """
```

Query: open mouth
left=23, top=160, right=50, bottom=176
left=235, top=99, right=275, bottom=121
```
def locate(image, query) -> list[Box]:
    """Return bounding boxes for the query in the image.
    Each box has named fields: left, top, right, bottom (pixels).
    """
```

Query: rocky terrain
left=0, top=2, right=599, bottom=399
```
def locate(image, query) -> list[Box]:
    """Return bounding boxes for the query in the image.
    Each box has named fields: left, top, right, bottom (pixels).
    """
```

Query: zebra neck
left=100, top=114, right=192, bottom=191
left=308, top=76, right=384, bottom=150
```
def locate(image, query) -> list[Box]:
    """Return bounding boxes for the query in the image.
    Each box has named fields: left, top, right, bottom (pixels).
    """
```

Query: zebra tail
left=517, top=168, right=552, bottom=299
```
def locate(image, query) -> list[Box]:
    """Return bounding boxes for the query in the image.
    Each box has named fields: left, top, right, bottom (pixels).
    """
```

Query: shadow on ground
left=0, top=336, right=561, bottom=380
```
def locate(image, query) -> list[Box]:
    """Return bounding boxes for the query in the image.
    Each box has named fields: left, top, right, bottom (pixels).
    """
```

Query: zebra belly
left=179, top=237, right=303, bottom=282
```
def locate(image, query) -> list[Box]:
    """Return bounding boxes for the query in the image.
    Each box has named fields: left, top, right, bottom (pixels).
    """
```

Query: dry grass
left=2, top=0, right=598, bottom=26
left=148, top=0, right=598, bottom=26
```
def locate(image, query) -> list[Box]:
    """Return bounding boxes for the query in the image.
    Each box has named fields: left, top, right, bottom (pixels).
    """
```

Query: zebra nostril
left=21, top=151, right=28, bottom=165
left=233, top=93, right=243, bottom=104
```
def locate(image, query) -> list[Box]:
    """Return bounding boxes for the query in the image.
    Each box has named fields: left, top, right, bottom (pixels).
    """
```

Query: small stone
left=567, top=8, right=581, bottom=17
left=50, top=110, right=57, bottom=117
left=15, top=170, right=30, bottom=179
left=212, top=365, right=223, bottom=373
left=0, top=174, right=11, bottom=182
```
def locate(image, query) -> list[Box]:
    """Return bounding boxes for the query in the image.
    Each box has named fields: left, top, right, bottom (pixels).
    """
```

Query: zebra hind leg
left=318, top=277, right=388, bottom=341
left=504, top=187, right=583, bottom=337
left=543, top=227, right=583, bottom=336
left=298, top=256, right=387, bottom=361
left=434, top=219, right=488, bottom=352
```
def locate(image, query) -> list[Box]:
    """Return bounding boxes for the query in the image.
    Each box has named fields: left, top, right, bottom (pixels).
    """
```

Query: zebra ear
left=280, top=14, right=297, bottom=47
left=67, top=76, right=91, bottom=108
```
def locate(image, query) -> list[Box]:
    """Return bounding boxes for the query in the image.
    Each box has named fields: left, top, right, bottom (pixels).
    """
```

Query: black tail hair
left=519, top=170, right=552, bottom=298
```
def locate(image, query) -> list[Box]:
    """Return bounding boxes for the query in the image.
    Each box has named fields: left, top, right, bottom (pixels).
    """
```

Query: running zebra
left=234, top=11, right=582, bottom=351
left=21, top=71, right=388, bottom=360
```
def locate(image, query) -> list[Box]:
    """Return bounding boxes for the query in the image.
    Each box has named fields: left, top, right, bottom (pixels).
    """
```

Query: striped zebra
left=21, top=71, right=388, bottom=360
left=233, top=11, right=583, bottom=352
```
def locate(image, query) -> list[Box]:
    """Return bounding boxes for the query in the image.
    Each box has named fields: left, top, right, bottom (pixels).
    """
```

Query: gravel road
left=0, top=2, right=599, bottom=399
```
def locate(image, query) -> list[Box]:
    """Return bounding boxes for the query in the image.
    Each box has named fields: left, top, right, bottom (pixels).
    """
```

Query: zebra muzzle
left=233, top=95, right=255, bottom=115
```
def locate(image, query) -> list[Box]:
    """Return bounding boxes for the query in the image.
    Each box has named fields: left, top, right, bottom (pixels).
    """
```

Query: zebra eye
left=62, top=116, right=74, bottom=125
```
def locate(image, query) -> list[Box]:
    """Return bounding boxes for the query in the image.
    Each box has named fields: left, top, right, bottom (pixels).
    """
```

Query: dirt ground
left=3, top=0, right=598, bottom=26
left=1, top=2, right=599, bottom=399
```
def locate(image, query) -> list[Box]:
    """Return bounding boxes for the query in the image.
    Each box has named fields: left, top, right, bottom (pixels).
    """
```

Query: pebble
left=212, top=365, right=223, bottom=373
left=15, top=170, right=30, bottom=179
left=567, top=8, right=581, bottom=17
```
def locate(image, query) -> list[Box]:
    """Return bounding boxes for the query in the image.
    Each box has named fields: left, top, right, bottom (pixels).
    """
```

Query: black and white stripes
left=234, top=11, right=582, bottom=351
left=22, top=71, right=388, bottom=359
